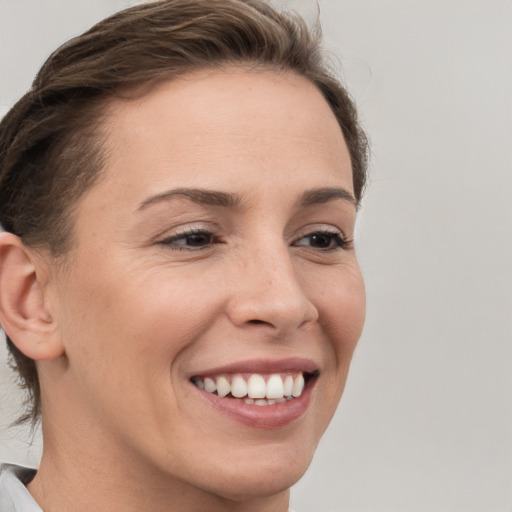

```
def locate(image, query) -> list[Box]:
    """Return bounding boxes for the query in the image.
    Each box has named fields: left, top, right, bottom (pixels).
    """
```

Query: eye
left=293, top=230, right=347, bottom=251
left=158, top=229, right=215, bottom=250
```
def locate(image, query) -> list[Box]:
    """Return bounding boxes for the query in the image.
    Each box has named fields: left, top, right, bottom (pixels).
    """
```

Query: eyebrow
left=138, top=188, right=245, bottom=211
left=298, top=187, right=356, bottom=208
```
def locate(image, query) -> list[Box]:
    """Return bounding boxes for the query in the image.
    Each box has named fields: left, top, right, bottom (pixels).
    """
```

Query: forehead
left=92, top=68, right=352, bottom=205
left=106, top=67, right=340, bottom=134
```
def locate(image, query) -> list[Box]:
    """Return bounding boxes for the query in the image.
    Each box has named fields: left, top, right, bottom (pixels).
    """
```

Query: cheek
left=64, top=262, right=224, bottom=371
left=312, top=263, right=366, bottom=397
left=312, top=262, right=366, bottom=344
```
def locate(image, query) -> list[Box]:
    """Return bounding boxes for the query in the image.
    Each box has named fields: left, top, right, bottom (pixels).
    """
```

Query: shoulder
left=0, top=464, right=41, bottom=512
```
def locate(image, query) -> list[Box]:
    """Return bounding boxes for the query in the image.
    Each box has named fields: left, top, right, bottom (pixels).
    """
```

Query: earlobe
left=0, top=232, right=64, bottom=360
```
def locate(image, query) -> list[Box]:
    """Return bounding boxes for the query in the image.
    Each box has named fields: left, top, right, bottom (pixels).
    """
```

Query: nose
left=226, top=245, right=319, bottom=338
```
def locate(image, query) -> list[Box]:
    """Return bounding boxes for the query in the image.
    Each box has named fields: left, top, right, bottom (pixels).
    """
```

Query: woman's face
left=46, top=69, right=365, bottom=500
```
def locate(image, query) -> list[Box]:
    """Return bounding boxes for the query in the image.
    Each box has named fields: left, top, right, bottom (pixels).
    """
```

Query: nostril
left=248, top=319, right=267, bottom=325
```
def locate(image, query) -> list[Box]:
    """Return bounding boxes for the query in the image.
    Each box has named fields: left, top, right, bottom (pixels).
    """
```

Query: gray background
left=1, top=1, right=511, bottom=511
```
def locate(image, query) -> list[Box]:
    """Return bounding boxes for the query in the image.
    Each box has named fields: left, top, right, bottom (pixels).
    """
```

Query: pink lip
left=189, top=358, right=319, bottom=429
left=194, top=382, right=316, bottom=429
left=190, top=357, right=319, bottom=378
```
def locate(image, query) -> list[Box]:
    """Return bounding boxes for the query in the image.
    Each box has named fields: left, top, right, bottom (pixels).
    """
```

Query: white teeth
left=292, top=374, right=305, bottom=397
left=254, top=398, right=277, bottom=406
left=216, top=376, right=231, bottom=397
left=266, top=374, right=284, bottom=399
left=204, top=377, right=216, bottom=393
left=231, top=375, right=248, bottom=398
left=283, top=375, right=294, bottom=397
left=247, top=374, right=266, bottom=399
left=193, top=371, right=311, bottom=403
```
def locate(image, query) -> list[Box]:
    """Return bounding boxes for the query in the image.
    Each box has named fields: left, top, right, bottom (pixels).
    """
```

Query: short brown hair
left=0, top=0, right=368, bottom=426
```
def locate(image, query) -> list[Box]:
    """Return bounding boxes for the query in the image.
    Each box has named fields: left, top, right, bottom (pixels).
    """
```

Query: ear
left=0, top=232, right=64, bottom=360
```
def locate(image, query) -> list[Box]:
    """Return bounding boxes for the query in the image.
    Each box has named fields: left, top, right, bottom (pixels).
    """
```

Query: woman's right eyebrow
left=137, top=188, right=246, bottom=211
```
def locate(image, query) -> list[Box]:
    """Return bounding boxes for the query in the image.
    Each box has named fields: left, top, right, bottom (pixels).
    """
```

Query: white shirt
left=0, top=464, right=41, bottom=512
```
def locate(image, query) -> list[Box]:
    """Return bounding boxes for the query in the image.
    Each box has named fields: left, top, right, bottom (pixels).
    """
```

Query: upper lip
left=190, top=357, right=319, bottom=378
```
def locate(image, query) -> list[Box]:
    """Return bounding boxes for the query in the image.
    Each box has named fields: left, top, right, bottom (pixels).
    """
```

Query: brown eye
left=184, top=232, right=212, bottom=246
left=309, top=233, right=335, bottom=248
left=160, top=230, right=214, bottom=250
left=293, top=231, right=345, bottom=251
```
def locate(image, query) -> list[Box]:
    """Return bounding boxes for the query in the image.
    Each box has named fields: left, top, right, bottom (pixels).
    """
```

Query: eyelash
left=158, top=228, right=350, bottom=252
left=292, top=230, right=349, bottom=252
left=158, top=228, right=218, bottom=251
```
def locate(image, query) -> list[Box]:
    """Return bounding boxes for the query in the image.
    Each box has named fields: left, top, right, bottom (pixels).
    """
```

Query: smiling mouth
left=191, top=371, right=319, bottom=406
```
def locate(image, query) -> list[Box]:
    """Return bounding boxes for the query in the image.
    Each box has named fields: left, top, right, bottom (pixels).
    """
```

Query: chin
left=207, top=467, right=307, bottom=503
left=196, top=441, right=316, bottom=502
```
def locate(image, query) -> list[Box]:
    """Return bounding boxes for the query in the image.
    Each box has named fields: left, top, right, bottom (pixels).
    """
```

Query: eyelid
left=159, top=227, right=211, bottom=242
left=291, top=223, right=354, bottom=253
left=156, top=222, right=221, bottom=249
left=292, top=223, right=348, bottom=241
left=156, top=222, right=216, bottom=240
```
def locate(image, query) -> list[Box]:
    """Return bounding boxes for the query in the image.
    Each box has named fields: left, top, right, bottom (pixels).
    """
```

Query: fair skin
left=0, top=69, right=365, bottom=512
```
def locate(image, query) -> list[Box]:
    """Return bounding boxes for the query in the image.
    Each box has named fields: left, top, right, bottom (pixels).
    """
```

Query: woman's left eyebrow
left=298, top=187, right=356, bottom=207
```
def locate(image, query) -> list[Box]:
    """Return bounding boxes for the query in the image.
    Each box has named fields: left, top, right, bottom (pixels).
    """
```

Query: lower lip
left=193, top=380, right=315, bottom=429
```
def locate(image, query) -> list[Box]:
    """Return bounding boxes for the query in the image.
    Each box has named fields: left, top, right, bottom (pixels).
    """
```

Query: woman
left=0, top=0, right=368, bottom=510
